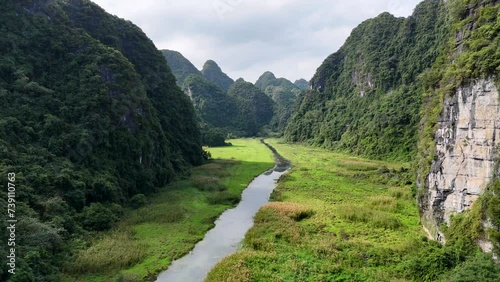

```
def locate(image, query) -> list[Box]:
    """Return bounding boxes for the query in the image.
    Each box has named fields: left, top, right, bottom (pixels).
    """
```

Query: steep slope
left=228, top=80, right=275, bottom=136
left=201, top=60, right=235, bottom=92
left=255, top=71, right=302, bottom=132
left=285, top=0, right=450, bottom=161
left=254, top=71, right=278, bottom=90
left=161, top=49, right=202, bottom=86
left=255, top=71, right=302, bottom=98
left=0, top=0, right=203, bottom=280
left=183, top=75, right=237, bottom=129
left=164, top=53, right=278, bottom=138
left=61, top=0, right=204, bottom=167
left=418, top=0, right=500, bottom=254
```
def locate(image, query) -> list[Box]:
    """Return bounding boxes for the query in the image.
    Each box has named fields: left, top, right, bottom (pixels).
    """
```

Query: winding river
left=156, top=141, right=290, bottom=282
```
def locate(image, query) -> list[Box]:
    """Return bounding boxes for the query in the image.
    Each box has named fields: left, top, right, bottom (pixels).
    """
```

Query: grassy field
left=63, top=139, right=274, bottom=282
left=207, top=139, right=434, bottom=281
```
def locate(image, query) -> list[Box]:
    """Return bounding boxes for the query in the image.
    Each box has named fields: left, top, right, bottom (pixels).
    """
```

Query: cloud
left=91, top=0, right=422, bottom=82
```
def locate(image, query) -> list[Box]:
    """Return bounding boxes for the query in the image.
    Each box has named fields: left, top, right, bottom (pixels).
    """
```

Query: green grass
left=207, top=139, right=432, bottom=282
left=63, top=139, right=274, bottom=282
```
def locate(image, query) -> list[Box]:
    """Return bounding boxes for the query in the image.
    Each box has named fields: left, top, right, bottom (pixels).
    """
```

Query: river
left=156, top=141, right=289, bottom=282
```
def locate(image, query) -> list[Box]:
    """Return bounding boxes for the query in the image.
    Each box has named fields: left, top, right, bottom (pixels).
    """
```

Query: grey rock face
left=423, top=78, right=499, bottom=243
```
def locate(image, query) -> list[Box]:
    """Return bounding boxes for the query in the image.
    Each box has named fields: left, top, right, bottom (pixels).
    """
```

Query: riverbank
left=260, top=139, right=291, bottom=172
left=63, top=139, right=274, bottom=282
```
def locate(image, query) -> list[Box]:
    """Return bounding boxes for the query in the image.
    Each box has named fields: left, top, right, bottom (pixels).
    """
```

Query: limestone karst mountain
left=201, top=60, right=235, bottom=92
left=162, top=49, right=203, bottom=86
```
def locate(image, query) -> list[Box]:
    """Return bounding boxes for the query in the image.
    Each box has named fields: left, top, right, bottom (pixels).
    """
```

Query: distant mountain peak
left=201, top=60, right=234, bottom=92
left=261, top=71, right=276, bottom=79
left=161, top=49, right=201, bottom=86
left=203, top=59, right=221, bottom=69
left=294, top=79, right=309, bottom=90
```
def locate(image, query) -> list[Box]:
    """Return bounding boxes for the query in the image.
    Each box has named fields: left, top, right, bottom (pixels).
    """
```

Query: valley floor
left=64, top=139, right=498, bottom=282
left=63, top=139, right=274, bottom=282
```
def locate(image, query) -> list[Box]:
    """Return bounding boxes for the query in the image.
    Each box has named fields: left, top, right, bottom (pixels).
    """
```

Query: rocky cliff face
left=422, top=78, right=500, bottom=245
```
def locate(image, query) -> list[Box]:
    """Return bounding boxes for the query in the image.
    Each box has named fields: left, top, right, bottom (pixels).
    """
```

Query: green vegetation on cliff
left=255, top=72, right=303, bottom=132
left=181, top=75, right=239, bottom=146
left=228, top=80, right=275, bottom=136
left=285, top=0, right=450, bottom=161
left=164, top=55, right=280, bottom=141
left=294, top=78, right=309, bottom=90
left=182, top=75, right=237, bottom=130
left=161, top=50, right=202, bottom=86
left=417, top=0, right=500, bottom=258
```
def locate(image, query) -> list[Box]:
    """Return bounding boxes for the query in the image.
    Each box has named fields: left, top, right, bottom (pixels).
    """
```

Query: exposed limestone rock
left=352, top=69, right=374, bottom=97
left=423, top=78, right=500, bottom=244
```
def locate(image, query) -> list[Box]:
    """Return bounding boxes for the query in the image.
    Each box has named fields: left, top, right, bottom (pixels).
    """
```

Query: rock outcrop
left=422, top=78, right=500, bottom=243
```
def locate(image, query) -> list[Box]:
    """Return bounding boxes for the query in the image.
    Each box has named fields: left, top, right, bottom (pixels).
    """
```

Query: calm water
left=156, top=164, right=289, bottom=282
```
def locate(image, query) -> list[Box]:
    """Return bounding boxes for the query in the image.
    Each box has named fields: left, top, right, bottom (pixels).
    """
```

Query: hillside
left=161, top=49, right=202, bottom=86
left=255, top=71, right=303, bottom=132
left=228, top=79, right=275, bottom=136
left=285, top=0, right=449, bottom=161
left=183, top=75, right=237, bottom=129
left=0, top=0, right=203, bottom=280
left=163, top=53, right=279, bottom=138
left=182, top=74, right=240, bottom=145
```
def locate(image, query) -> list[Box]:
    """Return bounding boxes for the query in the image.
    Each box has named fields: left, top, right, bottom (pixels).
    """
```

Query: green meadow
left=63, top=139, right=274, bottom=282
left=207, top=139, right=482, bottom=282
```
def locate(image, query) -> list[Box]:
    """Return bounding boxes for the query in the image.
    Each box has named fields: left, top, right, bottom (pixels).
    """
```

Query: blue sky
left=91, top=0, right=422, bottom=82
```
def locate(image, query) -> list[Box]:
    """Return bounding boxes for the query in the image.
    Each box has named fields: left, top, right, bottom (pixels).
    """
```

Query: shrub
left=337, top=204, right=402, bottom=230
left=192, top=176, right=226, bottom=192
left=67, top=232, right=147, bottom=274
left=447, top=253, right=500, bottom=282
left=402, top=242, right=457, bottom=281
left=130, top=194, right=148, bottom=209
left=261, top=202, right=314, bottom=222
left=207, top=192, right=240, bottom=205
left=81, top=203, right=118, bottom=231
left=127, top=204, right=187, bottom=225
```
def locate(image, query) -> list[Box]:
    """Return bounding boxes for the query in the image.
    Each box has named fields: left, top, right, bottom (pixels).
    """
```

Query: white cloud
left=91, top=0, right=422, bottom=82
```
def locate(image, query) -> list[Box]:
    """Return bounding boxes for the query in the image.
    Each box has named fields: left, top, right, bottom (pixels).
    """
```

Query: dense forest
left=227, top=79, right=275, bottom=136
left=162, top=53, right=299, bottom=141
left=0, top=0, right=204, bottom=280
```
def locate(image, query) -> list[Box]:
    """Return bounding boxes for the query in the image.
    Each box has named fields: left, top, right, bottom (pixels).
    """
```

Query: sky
left=91, top=0, right=422, bottom=83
